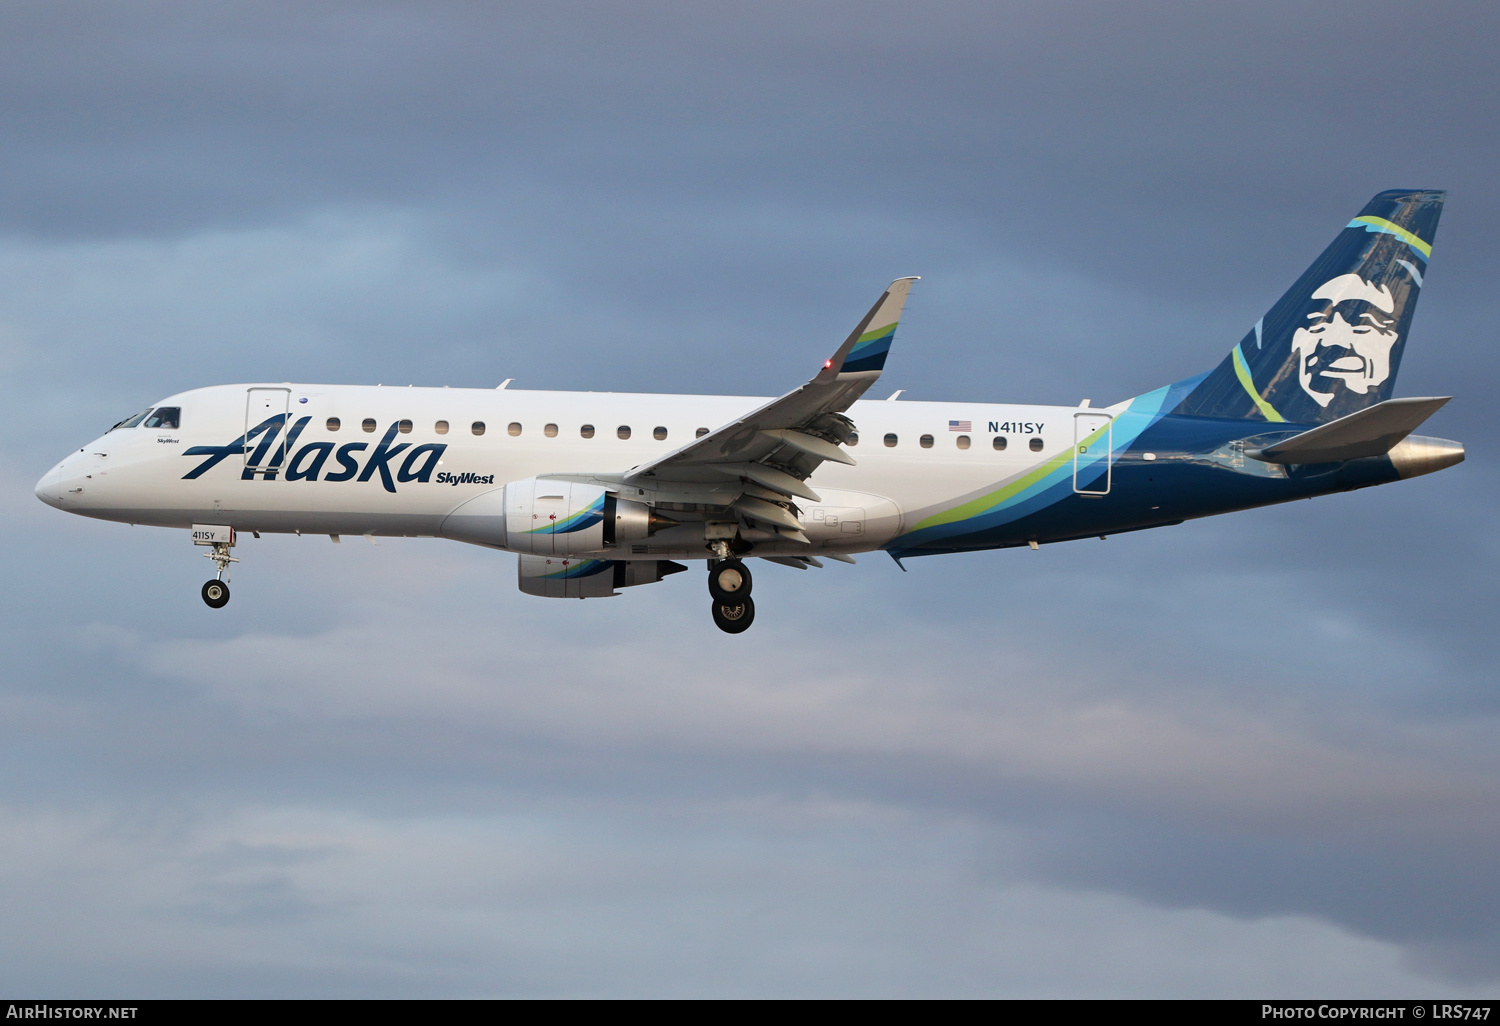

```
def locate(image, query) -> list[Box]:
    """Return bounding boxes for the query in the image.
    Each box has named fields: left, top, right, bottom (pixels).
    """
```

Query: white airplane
left=36, top=190, right=1463, bottom=632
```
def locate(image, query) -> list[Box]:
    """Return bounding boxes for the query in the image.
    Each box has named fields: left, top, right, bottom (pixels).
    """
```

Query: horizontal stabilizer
left=1247, top=396, right=1451, bottom=464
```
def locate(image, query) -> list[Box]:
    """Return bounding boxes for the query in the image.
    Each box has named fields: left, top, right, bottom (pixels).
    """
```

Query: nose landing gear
left=194, top=526, right=239, bottom=609
left=707, top=557, right=754, bottom=633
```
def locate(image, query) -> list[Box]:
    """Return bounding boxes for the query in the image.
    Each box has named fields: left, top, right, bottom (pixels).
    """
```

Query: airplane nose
left=35, top=463, right=67, bottom=509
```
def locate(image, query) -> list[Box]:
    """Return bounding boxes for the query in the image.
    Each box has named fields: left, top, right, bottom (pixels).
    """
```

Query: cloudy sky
left=2, top=0, right=1497, bottom=997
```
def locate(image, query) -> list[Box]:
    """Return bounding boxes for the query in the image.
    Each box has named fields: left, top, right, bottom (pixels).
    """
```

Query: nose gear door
left=244, top=387, right=291, bottom=475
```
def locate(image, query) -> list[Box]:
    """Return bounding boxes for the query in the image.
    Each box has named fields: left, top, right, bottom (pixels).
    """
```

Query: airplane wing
left=1246, top=396, right=1451, bottom=464
left=622, top=278, right=919, bottom=518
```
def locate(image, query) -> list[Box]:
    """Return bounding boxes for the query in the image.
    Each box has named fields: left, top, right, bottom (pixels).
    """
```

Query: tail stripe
left=1347, top=216, right=1433, bottom=260
left=1231, top=344, right=1287, bottom=422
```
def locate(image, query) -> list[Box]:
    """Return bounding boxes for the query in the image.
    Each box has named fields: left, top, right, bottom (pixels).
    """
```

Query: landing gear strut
left=708, top=557, right=754, bottom=633
left=200, top=539, right=237, bottom=610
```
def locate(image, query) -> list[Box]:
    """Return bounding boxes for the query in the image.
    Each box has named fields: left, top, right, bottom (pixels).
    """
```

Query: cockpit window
left=143, top=407, right=180, bottom=429
left=109, top=408, right=153, bottom=431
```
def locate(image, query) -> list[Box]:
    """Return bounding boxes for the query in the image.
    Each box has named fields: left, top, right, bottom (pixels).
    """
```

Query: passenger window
left=580, top=424, right=595, bottom=438
left=920, top=434, right=934, bottom=448
left=847, top=432, right=859, bottom=446
left=110, top=408, right=153, bottom=431
left=327, top=417, right=341, bottom=432
left=956, top=434, right=970, bottom=449
left=544, top=423, right=558, bottom=437
left=434, top=420, right=449, bottom=435
left=508, top=422, right=522, bottom=436
left=696, top=427, right=710, bottom=438
left=144, top=407, right=181, bottom=429
left=993, top=436, right=1008, bottom=450
left=618, top=426, right=631, bottom=439
left=1030, top=437, right=1044, bottom=452
left=362, top=418, right=377, bottom=433
left=397, top=419, right=413, bottom=434
left=653, top=426, right=668, bottom=441
left=883, top=433, right=898, bottom=447
left=472, top=421, right=486, bottom=436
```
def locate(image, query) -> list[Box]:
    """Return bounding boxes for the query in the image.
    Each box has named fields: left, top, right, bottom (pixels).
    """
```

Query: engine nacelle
left=507, top=479, right=609, bottom=555
left=441, top=478, right=672, bottom=555
left=517, top=555, right=686, bottom=599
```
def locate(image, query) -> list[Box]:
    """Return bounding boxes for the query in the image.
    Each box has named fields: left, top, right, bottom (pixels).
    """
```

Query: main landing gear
left=708, top=556, right=754, bottom=633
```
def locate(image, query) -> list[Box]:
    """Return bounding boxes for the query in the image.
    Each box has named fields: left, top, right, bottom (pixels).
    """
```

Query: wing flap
left=705, top=462, right=821, bottom=501
left=758, top=428, right=857, bottom=466
left=732, top=494, right=803, bottom=531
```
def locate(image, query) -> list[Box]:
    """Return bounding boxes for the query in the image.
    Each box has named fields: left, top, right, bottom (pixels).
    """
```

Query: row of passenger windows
left=324, top=418, right=714, bottom=440
left=852, top=431, right=1042, bottom=451
left=321, top=417, right=1044, bottom=451
left=106, top=405, right=1045, bottom=453
left=875, top=433, right=1043, bottom=452
left=109, top=407, right=1044, bottom=452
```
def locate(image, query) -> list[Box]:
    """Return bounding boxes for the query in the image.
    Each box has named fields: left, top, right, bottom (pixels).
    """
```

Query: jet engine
left=440, top=478, right=676, bottom=555
left=517, top=555, right=686, bottom=599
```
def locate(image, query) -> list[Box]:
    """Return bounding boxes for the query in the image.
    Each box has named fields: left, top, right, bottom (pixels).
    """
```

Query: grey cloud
left=4, top=3, right=1498, bottom=280
left=4, top=520, right=1495, bottom=981
left=3, top=797, right=1472, bottom=997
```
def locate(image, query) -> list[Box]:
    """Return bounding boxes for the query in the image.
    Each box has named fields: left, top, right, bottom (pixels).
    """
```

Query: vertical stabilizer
left=1172, top=190, right=1444, bottom=424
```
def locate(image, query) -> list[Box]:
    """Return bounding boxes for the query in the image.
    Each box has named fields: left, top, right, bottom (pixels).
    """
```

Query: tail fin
left=1172, top=189, right=1444, bottom=424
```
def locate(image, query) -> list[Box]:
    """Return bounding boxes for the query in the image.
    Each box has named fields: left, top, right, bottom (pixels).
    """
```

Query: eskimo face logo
left=1291, top=273, right=1399, bottom=407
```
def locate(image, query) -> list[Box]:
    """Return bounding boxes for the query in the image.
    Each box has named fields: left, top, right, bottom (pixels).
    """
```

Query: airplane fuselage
left=34, top=380, right=1460, bottom=563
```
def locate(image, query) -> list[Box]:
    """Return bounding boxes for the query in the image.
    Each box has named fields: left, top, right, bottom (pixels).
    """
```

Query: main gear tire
left=708, top=559, right=752, bottom=603
left=711, top=596, right=755, bottom=634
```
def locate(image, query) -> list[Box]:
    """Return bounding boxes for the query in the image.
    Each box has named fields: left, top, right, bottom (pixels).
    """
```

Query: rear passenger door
left=1072, top=411, right=1113, bottom=496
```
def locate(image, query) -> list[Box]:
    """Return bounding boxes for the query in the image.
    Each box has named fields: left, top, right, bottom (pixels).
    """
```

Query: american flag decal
left=949, top=420, right=971, bottom=432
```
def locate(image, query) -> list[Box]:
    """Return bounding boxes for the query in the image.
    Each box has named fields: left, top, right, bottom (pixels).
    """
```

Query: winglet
left=817, top=277, right=919, bottom=382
